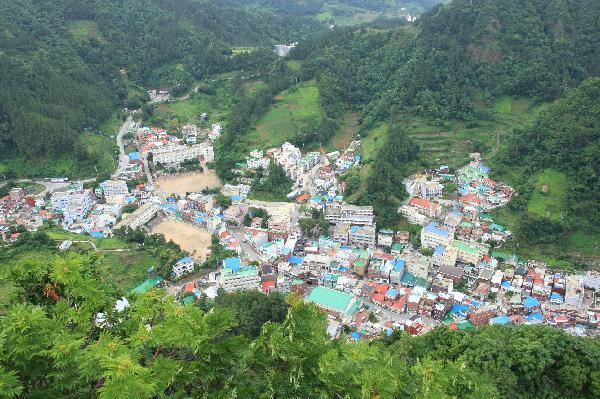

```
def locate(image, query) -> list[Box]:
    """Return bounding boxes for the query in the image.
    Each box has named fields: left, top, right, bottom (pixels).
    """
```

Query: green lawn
left=244, top=80, right=322, bottom=148
left=527, top=169, right=567, bottom=221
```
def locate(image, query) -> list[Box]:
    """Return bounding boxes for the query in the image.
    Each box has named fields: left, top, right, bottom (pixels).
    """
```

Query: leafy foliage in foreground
left=1, top=251, right=599, bottom=398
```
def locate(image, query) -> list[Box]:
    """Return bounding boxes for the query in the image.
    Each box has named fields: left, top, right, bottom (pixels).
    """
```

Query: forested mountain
left=496, top=77, right=600, bottom=231
left=0, top=0, right=320, bottom=165
left=1, top=238, right=599, bottom=399
left=293, top=0, right=599, bottom=127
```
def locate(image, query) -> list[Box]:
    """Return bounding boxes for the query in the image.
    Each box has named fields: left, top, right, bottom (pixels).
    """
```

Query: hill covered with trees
left=1, top=243, right=599, bottom=399
left=0, top=0, right=321, bottom=175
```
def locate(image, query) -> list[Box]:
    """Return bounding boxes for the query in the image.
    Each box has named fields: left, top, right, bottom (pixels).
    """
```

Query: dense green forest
left=1, top=241, right=599, bottom=399
left=495, top=78, right=600, bottom=239
left=0, top=0, right=321, bottom=176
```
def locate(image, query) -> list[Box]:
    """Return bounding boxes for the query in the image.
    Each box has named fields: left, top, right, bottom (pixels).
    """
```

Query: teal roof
left=307, top=286, right=355, bottom=313
left=130, top=277, right=162, bottom=294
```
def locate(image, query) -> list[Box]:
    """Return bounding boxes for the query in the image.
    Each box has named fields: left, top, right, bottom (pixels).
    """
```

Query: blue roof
left=391, top=258, right=405, bottom=271
left=450, top=210, right=461, bottom=217
left=550, top=293, right=564, bottom=301
left=339, top=266, right=348, bottom=271
left=386, top=288, right=398, bottom=297
left=425, top=222, right=451, bottom=237
left=194, top=217, right=204, bottom=223
left=90, top=231, right=105, bottom=238
left=224, top=257, right=241, bottom=272
left=354, top=155, right=361, bottom=161
left=490, top=315, right=510, bottom=325
left=179, top=257, right=193, bottom=263
left=451, top=303, right=470, bottom=317
left=434, top=245, right=445, bottom=255
left=523, top=296, right=540, bottom=309
left=400, top=272, right=415, bottom=285
left=501, top=281, right=511, bottom=287
left=478, top=164, right=491, bottom=173
left=386, top=328, right=393, bottom=336
left=288, top=256, right=304, bottom=264
left=350, top=331, right=361, bottom=340
left=350, top=226, right=358, bottom=234
left=230, top=195, right=242, bottom=201
left=129, top=152, right=140, bottom=160
left=526, top=312, right=544, bottom=321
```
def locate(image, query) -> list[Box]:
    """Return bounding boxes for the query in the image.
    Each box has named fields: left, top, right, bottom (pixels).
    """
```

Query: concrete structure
left=348, top=224, right=376, bottom=248
left=172, top=257, right=195, bottom=278
left=432, top=245, right=458, bottom=268
left=325, top=204, right=374, bottom=226
left=274, top=43, right=296, bottom=57
left=421, top=222, right=454, bottom=249
left=420, top=180, right=444, bottom=199
left=152, top=143, right=214, bottom=165
left=333, top=223, right=351, bottom=244
left=219, top=258, right=260, bottom=292
left=454, top=240, right=488, bottom=264
left=99, top=180, right=128, bottom=198
left=114, top=201, right=159, bottom=230
left=306, top=286, right=361, bottom=318
left=51, top=188, right=93, bottom=224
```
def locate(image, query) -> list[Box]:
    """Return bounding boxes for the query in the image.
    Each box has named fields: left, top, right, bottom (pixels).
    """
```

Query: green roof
left=492, top=251, right=511, bottom=260
left=130, top=277, right=162, bottom=294
left=454, top=240, right=481, bottom=255
left=392, top=242, right=403, bottom=251
left=457, top=320, right=475, bottom=330
left=307, top=286, right=355, bottom=313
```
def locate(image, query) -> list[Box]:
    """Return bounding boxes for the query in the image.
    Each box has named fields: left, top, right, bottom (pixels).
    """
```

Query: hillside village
left=2, top=103, right=600, bottom=341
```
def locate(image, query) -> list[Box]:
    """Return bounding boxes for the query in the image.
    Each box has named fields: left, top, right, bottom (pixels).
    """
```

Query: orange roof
left=184, top=283, right=194, bottom=293
left=371, top=293, right=385, bottom=303
left=262, top=280, right=276, bottom=293
left=375, top=283, right=389, bottom=294
left=410, top=197, right=431, bottom=208
left=296, top=193, right=309, bottom=202
left=449, top=323, right=458, bottom=330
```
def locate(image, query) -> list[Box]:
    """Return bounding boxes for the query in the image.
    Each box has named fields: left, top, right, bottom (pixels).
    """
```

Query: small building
left=306, top=286, right=361, bottom=318
left=172, top=257, right=195, bottom=278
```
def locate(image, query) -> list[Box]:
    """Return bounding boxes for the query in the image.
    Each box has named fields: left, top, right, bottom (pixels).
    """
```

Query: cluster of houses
left=0, top=187, right=49, bottom=241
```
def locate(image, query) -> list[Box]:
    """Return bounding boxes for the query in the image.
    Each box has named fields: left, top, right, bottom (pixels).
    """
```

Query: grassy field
left=67, top=20, right=104, bottom=43
left=327, top=112, right=359, bottom=151
left=96, top=251, right=157, bottom=292
left=527, top=169, right=567, bottom=221
left=44, top=229, right=130, bottom=250
left=244, top=80, right=322, bottom=148
left=147, top=85, right=231, bottom=132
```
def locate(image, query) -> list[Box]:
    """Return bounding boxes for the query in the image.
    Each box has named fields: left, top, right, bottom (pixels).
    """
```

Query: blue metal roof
left=523, top=296, right=540, bottom=309
left=434, top=245, right=445, bottom=255
left=490, top=315, right=510, bottom=325
left=288, top=256, right=304, bottom=264
left=129, top=152, right=140, bottom=160
left=224, top=257, right=241, bottom=272
left=425, top=222, right=451, bottom=237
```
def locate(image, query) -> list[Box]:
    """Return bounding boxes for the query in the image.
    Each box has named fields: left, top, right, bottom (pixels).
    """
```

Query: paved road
left=114, top=116, right=135, bottom=177
left=228, top=227, right=265, bottom=264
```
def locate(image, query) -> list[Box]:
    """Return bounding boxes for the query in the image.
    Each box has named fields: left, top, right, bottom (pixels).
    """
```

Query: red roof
left=295, top=194, right=309, bottom=202
left=410, top=197, right=431, bottom=208
left=262, top=280, right=276, bottom=293
left=371, top=293, right=385, bottom=303
left=184, top=283, right=194, bottom=293
left=374, top=283, right=389, bottom=294
left=448, top=323, right=458, bottom=330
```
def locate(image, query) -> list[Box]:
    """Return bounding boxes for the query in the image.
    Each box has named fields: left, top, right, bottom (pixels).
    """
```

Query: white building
left=421, top=222, right=454, bottom=249
left=325, top=204, right=374, bottom=226
left=51, top=188, right=94, bottom=224
left=420, top=180, right=444, bottom=199
left=99, top=180, right=129, bottom=198
left=152, top=142, right=214, bottom=165
left=172, top=257, right=195, bottom=278
left=219, top=258, right=260, bottom=292
left=349, top=225, right=377, bottom=248
left=114, top=201, right=159, bottom=230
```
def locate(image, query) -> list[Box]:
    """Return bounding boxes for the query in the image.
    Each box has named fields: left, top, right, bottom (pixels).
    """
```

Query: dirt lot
left=156, top=170, right=221, bottom=194
left=151, top=219, right=212, bottom=260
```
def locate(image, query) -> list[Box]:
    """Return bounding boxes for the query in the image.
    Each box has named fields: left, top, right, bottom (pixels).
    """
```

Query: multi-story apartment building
left=325, top=204, right=374, bottom=226
left=152, top=143, right=214, bottom=165
left=421, top=222, right=454, bottom=249
left=348, top=224, right=376, bottom=248
left=218, top=258, right=260, bottom=292
left=98, top=180, right=129, bottom=198
left=453, top=239, right=488, bottom=265
left=114, top=201, right=159, bottom=230
left=51, top=188, right=94, bottom=224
